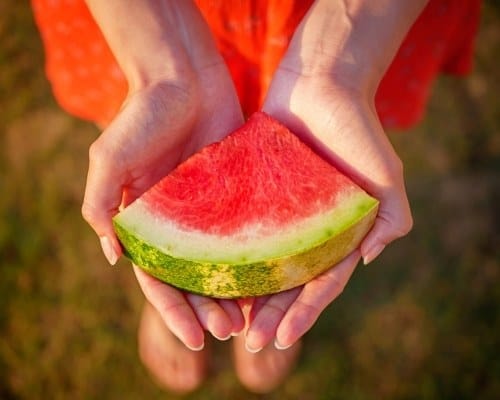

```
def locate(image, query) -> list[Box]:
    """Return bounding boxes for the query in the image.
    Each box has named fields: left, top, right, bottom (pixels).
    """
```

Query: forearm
left=84, top=0, right=217, bottom=90
left=283, top=0, right=429, bottom=93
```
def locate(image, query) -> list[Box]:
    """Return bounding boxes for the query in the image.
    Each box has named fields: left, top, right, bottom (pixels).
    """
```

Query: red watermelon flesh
left=143, top=114, right=355, bottom=235
left=113, top=112, right=378, bottom=298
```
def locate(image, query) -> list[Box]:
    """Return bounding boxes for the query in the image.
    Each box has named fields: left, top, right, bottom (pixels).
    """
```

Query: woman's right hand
left=81, top=0, right=246, bottom=350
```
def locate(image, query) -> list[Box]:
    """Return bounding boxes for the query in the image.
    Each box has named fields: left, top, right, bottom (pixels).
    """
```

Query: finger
left=218, top=299, right=246, bottom=335
left=244, top=287, right=301, bottom=352
left=361, top=188, right=413, bottom=264
left=81, top=136, right=124, bottom=265
left=275, top=250, right=361, bottom=349
left=81, top=88, right=191, bottom=265
left=134, top=266, right=205, bottom=351
left=245, top=294, right=270, bottom=326
left=185, top=293, right=235, bottom=341
left=236, top=297, right=254, bottom=332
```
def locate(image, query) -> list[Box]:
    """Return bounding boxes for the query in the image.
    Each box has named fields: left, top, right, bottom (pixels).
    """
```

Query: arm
left=81, top=0, right=245, bottom=349
left=84, top=0, right=224, bottom=90
left=246, top=0, right=428, bottom=351
left=280, top=0, right=428, bottom=92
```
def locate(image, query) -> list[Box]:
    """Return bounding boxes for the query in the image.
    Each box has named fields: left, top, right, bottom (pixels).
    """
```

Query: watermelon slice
left=113, top=112, right=378, bottom=298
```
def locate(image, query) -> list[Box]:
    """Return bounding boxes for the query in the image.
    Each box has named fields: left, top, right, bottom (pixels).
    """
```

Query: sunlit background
left=1, top=1, right=499, bottom=399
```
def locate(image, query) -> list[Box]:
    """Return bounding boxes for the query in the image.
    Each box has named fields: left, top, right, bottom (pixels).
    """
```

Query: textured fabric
left=31, top=0, right=481, bottom=129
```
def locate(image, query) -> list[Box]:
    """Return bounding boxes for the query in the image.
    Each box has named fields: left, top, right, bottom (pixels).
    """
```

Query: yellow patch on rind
left=114, top=201, right=378, bottom=298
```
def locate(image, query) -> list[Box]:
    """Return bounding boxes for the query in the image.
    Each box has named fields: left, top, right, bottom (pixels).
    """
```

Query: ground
left=0, top=1, right=499, bottom=399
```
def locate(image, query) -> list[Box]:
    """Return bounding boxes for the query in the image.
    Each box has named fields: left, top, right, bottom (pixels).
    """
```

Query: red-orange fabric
left=31, top=0, right=481, bottom=129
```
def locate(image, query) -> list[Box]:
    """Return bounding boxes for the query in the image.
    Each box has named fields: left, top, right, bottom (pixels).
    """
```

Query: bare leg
left=138, top=301, right=208, bottom=394
left=232, top=334, right=302, bottom=393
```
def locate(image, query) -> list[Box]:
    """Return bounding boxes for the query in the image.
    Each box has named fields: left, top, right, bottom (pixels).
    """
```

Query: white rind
left=114, top=188, right=376, bottom=264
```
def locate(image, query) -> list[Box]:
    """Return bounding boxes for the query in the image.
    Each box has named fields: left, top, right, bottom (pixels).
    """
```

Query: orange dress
left=31, top=0, right=481, bottom=129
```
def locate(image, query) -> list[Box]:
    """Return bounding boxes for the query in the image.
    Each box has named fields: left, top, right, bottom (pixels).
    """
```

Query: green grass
left=1, top=1, right=499, bottom=399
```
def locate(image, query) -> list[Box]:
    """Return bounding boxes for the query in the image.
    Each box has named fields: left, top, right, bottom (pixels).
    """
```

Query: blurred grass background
left=0, top=1, right=499, bottom=399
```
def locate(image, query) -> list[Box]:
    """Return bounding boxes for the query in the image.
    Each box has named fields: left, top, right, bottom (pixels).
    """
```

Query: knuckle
left=317, top=269, right=345, bottom=297
left=392, top=215, right=413, bottom=240
left=88, top=138, right=110, bottom=166
left=296, top=298, right=322, bottom=319
left=382, top=214, right=413, bottom=242
left=325, top=276, right=346, bottom=301
left=88, top=133, right=124, bottom=171
left=291, top=301, right=320, bottom=334
left=397, top=206, right=414, bottom=237
left=81, top=201, right=96, bottom=225
left=392, top=154, right=405, bottom=177
left=265, top=301, right=288, bottom=317
left=404, top=213, right=414, bottom=234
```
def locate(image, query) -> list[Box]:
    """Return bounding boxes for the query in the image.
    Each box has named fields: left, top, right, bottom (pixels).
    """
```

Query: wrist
left=121, top=49, right=194, bottom=95
left=280, top=0, right=428, bottom=95
left=84, top=0, right=216, bottom=93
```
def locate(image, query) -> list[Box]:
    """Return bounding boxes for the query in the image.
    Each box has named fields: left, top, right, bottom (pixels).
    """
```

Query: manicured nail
left=245, top=341, right=263, bottom=353
left=213, top=332, right=232, bottom=341
left=186, top=342, right=205, bottom=352
left=363, top=243, right=385, bottom=265
left=100, top=236, right=118, bottom=265
left=274, top=339, right=292, bottom=350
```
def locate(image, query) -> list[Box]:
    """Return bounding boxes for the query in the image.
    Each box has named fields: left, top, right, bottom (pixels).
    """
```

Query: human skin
left=81, top=0, right=426, bottom=354
left=244, top=0, right=427, bottom=351
left=81, top=0, right=246, bottom=350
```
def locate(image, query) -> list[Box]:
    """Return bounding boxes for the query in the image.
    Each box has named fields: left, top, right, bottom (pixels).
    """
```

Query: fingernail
left=363, top=243, right=385, bottom=265
left=213, top=332, right=232, bottom=341
left=186, top=342, right=205, bottom=352
left=100, top=236, right=118, bottom=265
left=245, top=341, right=263, bottom=353
left=274, top=338, right=292, bottom=350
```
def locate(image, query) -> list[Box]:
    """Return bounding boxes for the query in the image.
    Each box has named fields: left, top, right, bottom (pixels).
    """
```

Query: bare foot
left=138, top=301, right=209, bottom=394
left=232, top=334, right=302, bottom=393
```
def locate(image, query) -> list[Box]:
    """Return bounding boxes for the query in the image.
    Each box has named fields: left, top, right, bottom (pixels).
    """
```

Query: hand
left=81, top=0, right=246, bottom=349
left=244, top=43, right=413, bottom=352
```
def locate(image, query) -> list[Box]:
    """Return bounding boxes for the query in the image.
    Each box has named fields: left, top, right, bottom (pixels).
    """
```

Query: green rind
left=113, top=191, right=378, bottom=264
left=113, top=202, right=378, bottom=298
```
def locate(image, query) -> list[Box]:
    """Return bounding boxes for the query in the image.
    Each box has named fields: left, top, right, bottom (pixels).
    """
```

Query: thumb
left=81, top=139, right=124, bottom=265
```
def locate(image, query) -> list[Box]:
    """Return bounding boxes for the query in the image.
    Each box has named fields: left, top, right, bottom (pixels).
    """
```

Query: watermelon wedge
left=113, top=112, right=378, bottom=298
